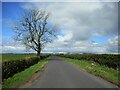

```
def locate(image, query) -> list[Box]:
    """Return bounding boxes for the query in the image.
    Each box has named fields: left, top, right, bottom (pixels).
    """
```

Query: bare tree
left=13, top=9, right=58, bottom=57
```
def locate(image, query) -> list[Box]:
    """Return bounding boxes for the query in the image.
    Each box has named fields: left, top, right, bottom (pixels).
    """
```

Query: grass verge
left=2, top=58, right=49, bottom=88
left=62, top=57, right=119, bottom=86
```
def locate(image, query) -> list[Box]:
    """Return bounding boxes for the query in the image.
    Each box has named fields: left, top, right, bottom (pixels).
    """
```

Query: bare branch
left=12, top=9, right=58, bottom=56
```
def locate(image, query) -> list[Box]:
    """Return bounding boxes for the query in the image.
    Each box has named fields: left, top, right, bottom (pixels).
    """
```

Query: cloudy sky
left=1, top=1, right=119, bottom=54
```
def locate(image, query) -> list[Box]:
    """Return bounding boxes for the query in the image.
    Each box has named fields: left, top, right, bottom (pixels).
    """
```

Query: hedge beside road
left=58, top=54, right=119, bottom=70
left=2, top=55, right=50, bottom=80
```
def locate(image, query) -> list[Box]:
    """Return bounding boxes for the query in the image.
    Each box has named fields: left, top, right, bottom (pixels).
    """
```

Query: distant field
left=2, top=54, right=36, bottom=62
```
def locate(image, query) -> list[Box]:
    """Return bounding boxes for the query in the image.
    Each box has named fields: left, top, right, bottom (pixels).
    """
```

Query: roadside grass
left=2, top=54, right=36, bottom=62
left=62, top=57, right=119, bottom=86
left=2, top=58, right=49, bottom=88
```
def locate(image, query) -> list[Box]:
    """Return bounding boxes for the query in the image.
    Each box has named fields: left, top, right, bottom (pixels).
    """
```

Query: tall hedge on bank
left=59, top=54, right=119, bottom=70
left=2, top=55, right=50, bottom=80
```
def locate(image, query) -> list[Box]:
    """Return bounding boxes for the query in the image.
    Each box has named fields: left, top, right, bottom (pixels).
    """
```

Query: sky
left=1, top=1, right=119, bottom=54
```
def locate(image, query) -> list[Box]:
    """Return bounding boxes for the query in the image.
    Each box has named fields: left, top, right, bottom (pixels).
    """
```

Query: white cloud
left=2, top=44, right=25, bottom=53
left=21, top=3, right=36, bottom=10
left=2, top=2, right=118, bottom=54
left=43, top=40, right=109, bottom=54
left=108, top=36, right=118, bottom=46
left=43, top=35, right=119, bottom=54
left=3, top=45, right=24, bottom=51
left=22, top=2, right=117, bottom=40
left=21, top=2, right=118, bottom=54
left=2, top=36, right=118, bottom=54
left=1, top=41, right=35, bottom=53
left=106, top=36, right=118, bottom=53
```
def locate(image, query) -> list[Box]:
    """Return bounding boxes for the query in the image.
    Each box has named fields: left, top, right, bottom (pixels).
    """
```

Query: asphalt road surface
left=30, top=56, right=118, bottom=88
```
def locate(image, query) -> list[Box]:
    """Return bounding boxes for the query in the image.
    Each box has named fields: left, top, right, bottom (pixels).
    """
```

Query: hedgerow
left=2, top=55, right=50, bottom=80
left=58, top=54, right=119, bottom=70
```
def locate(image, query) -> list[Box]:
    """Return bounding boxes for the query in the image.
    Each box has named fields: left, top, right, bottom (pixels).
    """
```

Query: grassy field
left=62, top=57, right=119, bottom=86
left=2, top=54, right=36, bottom=62
left=2, top=58, right=49, bottom=88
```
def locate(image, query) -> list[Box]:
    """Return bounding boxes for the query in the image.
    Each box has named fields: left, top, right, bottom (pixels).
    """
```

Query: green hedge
left=2, top=55, right=50, bottom=81
left=59, top=54, right=119, bottom=70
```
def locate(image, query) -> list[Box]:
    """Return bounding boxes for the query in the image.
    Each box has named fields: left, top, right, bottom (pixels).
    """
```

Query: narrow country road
left=30, top=56, right=118, bottom=88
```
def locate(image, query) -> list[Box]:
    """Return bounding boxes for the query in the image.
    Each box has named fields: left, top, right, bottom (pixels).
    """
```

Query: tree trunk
left=37, top=52, right=40, bottom=57
left=37, top=47, right=41, bottom=59
left=37, top=51, right=40, bottom=59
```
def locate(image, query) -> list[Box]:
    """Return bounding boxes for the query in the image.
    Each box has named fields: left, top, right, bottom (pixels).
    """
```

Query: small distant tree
left=13, top=9, right=58, bottom=57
